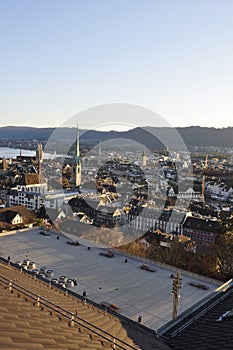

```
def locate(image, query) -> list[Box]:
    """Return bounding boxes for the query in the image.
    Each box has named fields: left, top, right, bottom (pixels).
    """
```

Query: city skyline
left=1, top=1, right=233, bottom=129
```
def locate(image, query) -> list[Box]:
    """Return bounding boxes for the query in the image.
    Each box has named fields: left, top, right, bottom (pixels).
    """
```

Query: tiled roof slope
left=17, top=173, right=46, bottom=186
left=0, top=262, right=169, bottom=350
left=0, top=205, right=36, bottom=222
left=164, top=286, right=233, bottom=350
left=0, top=282, right=107, bottom=350
left=0, top=206, right=36, bottom=230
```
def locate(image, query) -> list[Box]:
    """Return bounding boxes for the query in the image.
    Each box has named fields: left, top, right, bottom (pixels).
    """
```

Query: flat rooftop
left=0, top=228, right=221, bottom=330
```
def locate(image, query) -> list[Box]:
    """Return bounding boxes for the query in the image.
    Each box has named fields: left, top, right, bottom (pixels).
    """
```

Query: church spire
left=19, top=141, right=22, bottom=159
left=75, top=124, right=80, bottom=160
left=98, top=140, right=102, bottom=165
left=98, top=140, right=102, bottom=158
left=71, top=124, right=81, bottom=189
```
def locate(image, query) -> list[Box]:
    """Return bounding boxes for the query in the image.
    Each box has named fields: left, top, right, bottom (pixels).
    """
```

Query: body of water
left=0, top=147, right=56, bottom=159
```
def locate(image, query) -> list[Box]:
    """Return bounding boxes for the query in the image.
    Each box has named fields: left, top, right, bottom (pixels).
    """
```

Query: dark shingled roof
left=162, top=284, right=233, bottom=350
left=183, top=216, right=220, bottom=233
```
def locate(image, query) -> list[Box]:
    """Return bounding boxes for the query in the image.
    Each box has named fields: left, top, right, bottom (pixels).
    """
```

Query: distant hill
left=0, top=126, right=233, bottom=149
left=0, top=126, right=54, bottom=141
left=178, top=126, right=233, bottom=148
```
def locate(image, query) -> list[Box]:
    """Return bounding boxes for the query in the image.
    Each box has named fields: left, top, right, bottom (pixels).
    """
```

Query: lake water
left=0, top=147, right=56, bottom=159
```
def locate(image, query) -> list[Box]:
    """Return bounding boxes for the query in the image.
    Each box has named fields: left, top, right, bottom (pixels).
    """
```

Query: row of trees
left=120, top=218, right=233, bottom=282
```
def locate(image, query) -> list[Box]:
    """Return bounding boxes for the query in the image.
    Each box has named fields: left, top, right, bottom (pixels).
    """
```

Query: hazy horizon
left=0, top=124, right=233, bottom=132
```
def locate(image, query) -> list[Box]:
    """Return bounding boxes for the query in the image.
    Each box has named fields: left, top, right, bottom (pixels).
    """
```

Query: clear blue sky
left=1, top=0, right=233, bottom=129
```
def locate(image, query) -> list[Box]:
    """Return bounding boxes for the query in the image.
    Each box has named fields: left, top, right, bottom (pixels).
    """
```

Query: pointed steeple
left=75, top=124, right=80, bottom=162
left=71, top=124, right=81, bottom=189
left=98, top=140, right=102, bottom=158
left=98, top=140, right=102, bottom=165
left=19, top=142, right=22, bottom=159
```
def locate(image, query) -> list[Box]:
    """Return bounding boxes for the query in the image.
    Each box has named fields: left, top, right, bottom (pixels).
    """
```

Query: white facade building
left=7, top=172, right=47, bottom=210
left=7, top=190, right=43, bottom=210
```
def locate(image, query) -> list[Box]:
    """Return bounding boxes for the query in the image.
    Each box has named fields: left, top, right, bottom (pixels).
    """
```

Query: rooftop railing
left=0, top=272, right=138, bottom=350
left=0, top=256, right=158, bottom=347
left=0, top=255, right=156, bottom=337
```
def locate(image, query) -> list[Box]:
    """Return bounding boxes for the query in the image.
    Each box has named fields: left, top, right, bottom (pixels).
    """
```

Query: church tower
left=142, top=147, right=147, bottom=167
left=71, top=125, right=81, bottom=189
left=36, top=143, right=43, bottom=175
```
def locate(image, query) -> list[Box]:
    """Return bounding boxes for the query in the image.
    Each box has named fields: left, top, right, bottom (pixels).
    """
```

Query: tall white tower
left=71, top=125, right=81, bottom=189
left=142, top=147, right=147, bottom=167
